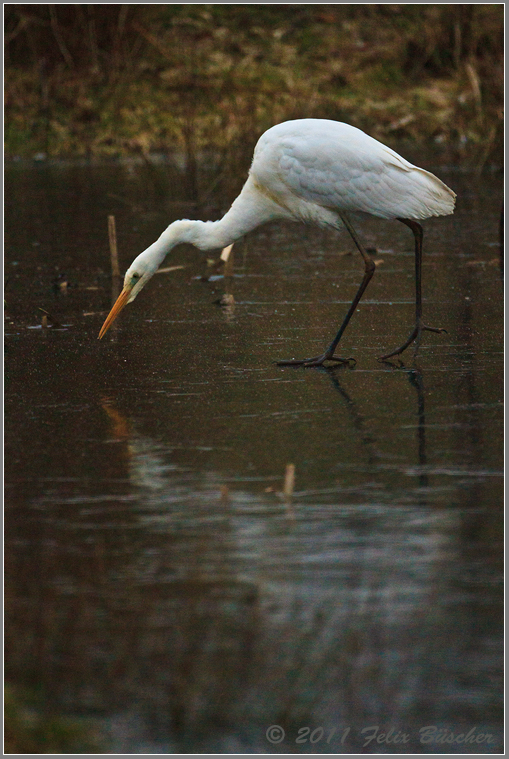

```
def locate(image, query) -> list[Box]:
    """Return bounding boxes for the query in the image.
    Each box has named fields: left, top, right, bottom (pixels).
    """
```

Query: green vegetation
left=5, top=5, right=503, bottom=169
left=4, top=686, right=106, bottom=753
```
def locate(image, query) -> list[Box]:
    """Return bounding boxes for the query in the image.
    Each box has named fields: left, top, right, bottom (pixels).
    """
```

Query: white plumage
left=99, top=118, right=456, bottom=364
left=251, top=119, right=454, bottom=222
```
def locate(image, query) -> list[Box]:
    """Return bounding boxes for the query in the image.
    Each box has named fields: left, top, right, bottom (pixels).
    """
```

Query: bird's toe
left=277, top=354, right=355, bottom=368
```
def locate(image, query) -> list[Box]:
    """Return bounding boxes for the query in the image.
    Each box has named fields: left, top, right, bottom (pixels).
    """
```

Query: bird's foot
left=277, top=353, right=356, bottom=368
left=379, top=321, right=447, bottom=361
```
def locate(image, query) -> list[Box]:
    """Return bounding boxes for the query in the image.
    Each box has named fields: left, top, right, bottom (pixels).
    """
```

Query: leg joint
left=365, top=257, right=376, bottom=275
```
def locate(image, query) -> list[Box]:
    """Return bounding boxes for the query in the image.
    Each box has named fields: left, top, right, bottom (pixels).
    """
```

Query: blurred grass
left=5, top=5, right=503, bottom=172
left=5, top=685, right=106, bottom=753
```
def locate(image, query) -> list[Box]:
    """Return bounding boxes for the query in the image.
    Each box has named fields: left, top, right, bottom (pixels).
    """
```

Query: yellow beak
left=98, top=285, right=133, bottom=339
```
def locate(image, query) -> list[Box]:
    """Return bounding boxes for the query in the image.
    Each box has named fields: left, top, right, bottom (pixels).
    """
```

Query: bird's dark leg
left=277, top=213, right=376, bottom=367
left=379, top=219, right=446, bottom=361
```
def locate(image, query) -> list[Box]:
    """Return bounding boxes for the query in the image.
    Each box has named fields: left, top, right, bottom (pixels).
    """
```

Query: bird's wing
left=257, top=127, right=454, bottom=220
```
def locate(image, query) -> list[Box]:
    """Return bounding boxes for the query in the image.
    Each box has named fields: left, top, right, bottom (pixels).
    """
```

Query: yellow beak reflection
left=98, top=285, right=133, bottom=339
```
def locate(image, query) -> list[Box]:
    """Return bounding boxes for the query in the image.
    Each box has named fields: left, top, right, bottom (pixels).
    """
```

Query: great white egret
left=98, top=118, right=455, bottom=364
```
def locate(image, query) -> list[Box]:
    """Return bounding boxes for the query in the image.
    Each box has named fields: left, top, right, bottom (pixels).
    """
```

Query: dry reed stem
left=108, top=215, right=122, bottom=303
left=284, top=463, right=295, bottom=499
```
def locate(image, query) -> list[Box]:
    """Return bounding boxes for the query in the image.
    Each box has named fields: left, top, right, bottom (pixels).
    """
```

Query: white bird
left=99, top=118, right=456, bottom=364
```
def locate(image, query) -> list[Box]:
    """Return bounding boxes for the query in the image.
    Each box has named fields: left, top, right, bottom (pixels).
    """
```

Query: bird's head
left=97, top=219, right=204, bottom=339
left=98, top=256, right=158, bottom=339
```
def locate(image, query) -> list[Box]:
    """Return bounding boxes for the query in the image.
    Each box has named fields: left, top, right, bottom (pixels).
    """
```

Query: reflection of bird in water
left=99, top=119, right=456, bottom=364
left=380, top=362, right=429, bottom=493
left=322, top=367, right=381, bottom=467
left=323, top=362, right=428, bottom=493
left=406, top=367, right=427, bottom=475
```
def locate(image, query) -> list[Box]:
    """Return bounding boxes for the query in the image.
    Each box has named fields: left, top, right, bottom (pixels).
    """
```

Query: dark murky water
left=5, top=159, right=503, bottom=753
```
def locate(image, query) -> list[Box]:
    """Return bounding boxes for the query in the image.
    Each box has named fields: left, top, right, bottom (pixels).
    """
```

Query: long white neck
left=133, top=175, right=286, bottom=273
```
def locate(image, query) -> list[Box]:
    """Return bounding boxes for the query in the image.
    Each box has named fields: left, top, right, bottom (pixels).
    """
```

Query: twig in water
left=156, top=265, right=185, bottom=274
left=284, top=463, right=295, bottom=499
left=221, top=244, right=234, bottom=278
left=38, top=308, right=62, bottom=328
left=108, top=215, right=122, bottom=303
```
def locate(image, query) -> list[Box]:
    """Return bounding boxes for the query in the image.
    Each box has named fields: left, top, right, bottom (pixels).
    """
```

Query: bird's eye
left=131, top=273, right=140, bottom=282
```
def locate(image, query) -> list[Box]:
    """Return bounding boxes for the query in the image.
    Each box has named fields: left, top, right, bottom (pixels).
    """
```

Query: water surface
left=5, top=159, right=503, bottom=753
